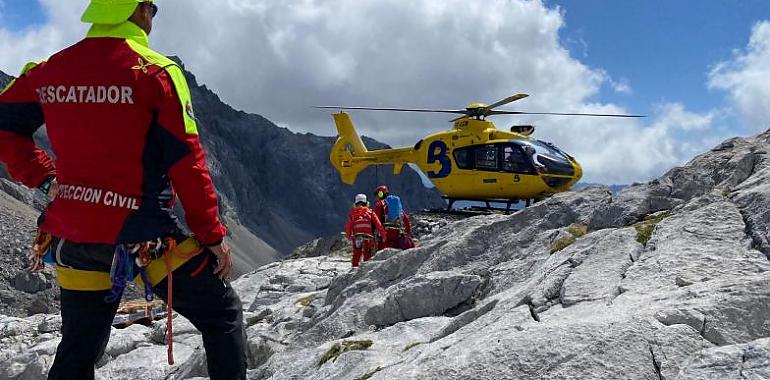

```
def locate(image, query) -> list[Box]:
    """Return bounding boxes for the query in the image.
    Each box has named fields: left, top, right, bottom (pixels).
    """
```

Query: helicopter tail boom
left=330, top=112, right=371, bottom=184
left=330, top=112, right=415, bottom=184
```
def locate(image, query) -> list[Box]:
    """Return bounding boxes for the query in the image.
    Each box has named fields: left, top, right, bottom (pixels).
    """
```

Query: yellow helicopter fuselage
left=329, top=112, right=582, bottom=203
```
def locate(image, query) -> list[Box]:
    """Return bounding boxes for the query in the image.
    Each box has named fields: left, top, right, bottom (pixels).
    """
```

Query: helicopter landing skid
left=421, top=208, right=500, bottom=217
left=441, top=197, right=533, bottom=213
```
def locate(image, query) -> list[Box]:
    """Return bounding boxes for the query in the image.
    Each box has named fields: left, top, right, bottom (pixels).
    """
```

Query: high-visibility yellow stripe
left=56, top=266, right=113, bottom=291
left=86, top=22, right=199, bottom=135
left=20, top=61, right=40, bottom=76
left=1, top=79, right=17, bottom=96
left=56, top=238, right=203, bottom=291
left=124, top=40, right=199, bottom=136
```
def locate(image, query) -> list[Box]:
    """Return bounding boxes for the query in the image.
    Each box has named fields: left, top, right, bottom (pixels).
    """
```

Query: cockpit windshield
left=518, top=140, right=574, bottom=176
left=520, top=140, right=567, bottom=162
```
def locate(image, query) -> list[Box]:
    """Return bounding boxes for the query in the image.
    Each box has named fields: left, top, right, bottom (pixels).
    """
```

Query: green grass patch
left=550, top=223, right=588, bottom=254
left=567, top=224, right=588, bottom=238
left=354, top=367, right=383, bottom=380
left=550, top=236, right=575, bottom=254
left=318, top=342, right=342, bottom=367
left=295, top=294, right=315, bottom=307
left=633, top=211, right=672, bottom=246
left=343, top=340, right=373, bottom=351
left=318, top=339, right=374, bottom=367
left=403, top=342, right=423, bottom=352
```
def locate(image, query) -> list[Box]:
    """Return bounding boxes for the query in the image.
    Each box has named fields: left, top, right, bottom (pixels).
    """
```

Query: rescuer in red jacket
left=0, top=1, right=245, bottom=379
left=345, top=194, right=386, bottom=267
left=373, top=185, right=413, bottom=250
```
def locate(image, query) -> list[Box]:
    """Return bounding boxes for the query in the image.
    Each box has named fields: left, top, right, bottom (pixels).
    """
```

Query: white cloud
left=0, top=0, right=86, bottom=72
left=610, top=78, right=632, bottom=95
left=709, top=21, right=770, bottom=132
left=0, top=0, right=729, bottom=184
left=593, top=69, right=632, bottom=95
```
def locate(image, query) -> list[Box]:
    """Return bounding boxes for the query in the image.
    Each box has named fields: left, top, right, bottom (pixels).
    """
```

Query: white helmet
left=354, top=193, right=367, bottom=204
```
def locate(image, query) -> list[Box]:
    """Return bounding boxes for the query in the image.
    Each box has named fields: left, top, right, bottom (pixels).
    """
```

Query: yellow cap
left=81, top=0, right=150, bottom=25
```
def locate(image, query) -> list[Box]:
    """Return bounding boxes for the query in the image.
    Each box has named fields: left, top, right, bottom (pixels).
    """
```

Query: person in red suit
left=372, top=185, right=412, bottom=250
left=0, top=2, right=244, bottom=378
left=345, top=194, right=386, bottom=267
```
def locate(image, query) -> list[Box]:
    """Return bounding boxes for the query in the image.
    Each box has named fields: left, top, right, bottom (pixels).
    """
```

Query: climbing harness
left=105, top=238, right=166, bottom=303
left=30, top=229, right=202, bottom=366
left=351, top=233, right=374, bottom=249
left=103, top=237, right=199, bottom=365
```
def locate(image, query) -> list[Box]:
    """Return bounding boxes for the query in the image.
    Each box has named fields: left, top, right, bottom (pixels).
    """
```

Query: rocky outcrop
left=678, top=338, right=770, bottom=379
left=0, top=70, right=11, bottom=88
left=0, top=188, right=60, bottom=318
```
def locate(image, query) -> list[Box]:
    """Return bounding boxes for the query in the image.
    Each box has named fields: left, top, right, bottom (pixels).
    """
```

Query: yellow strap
left=56, top=266, right=113, bottom=291
left=55, top=238, right=202, bottom=291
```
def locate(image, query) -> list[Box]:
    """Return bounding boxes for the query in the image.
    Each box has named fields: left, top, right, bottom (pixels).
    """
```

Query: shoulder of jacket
left=124, top=41, right=198, bottom=134
left=125, top=40, right=177, bottom=69
left=19, top=61, right=45, bottom=76
left=1, top=60, right=46, bottom=94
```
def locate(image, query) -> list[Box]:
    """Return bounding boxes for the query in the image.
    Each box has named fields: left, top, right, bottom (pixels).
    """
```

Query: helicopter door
left=474, top=145, right=498, bottom=170
left=501, top=144, right=537, bottom=178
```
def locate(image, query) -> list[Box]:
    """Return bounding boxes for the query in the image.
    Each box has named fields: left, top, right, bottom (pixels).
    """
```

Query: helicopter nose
left=570, top=160, right=583, bottom=186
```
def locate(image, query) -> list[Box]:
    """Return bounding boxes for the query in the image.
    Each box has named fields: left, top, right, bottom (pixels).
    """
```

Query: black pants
left=47, top=245, right=246, bottom=380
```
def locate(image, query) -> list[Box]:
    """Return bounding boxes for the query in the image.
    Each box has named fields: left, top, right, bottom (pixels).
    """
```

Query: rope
left=164, top=238, right=176, bottom=365
left=105, top=245, right=131, bottom=303
left=134, top=240, right=158, bottom=302
left=101, top=237, right=193, bottom=364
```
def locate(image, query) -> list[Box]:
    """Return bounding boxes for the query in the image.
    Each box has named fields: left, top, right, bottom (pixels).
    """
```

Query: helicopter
left=317, top=94, right=642, bottom=210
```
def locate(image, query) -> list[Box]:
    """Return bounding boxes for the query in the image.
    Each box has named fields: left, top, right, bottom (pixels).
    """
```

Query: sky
left=0, top=0, right=769, bottom=185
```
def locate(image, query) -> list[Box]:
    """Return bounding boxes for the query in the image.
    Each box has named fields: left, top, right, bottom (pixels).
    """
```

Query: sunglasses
left=144, top=2, right=158, bottom=18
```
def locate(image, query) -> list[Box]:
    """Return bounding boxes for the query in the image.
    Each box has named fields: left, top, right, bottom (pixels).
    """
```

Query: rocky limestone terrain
left=0, top=183, right=59, bottom=318
left=2, top=129, right=770, bottom=379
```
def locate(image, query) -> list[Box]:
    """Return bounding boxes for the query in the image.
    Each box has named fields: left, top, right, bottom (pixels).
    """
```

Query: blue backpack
left=385, top=194, right=403, bottom=223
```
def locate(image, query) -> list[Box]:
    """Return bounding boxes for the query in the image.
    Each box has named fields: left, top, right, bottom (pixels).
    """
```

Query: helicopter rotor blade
left=484, top=94, right=529, bottom=112
left=314, top=106, right=467, bottom=114
left=488, top=110, right=645, bottom=118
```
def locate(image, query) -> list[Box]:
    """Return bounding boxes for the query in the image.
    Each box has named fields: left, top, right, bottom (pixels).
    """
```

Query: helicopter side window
left=475, top=145, right=498, bottom=170
left=502, top=144, right=537, bottom=174
left=453, top=149, right=472, bottom=170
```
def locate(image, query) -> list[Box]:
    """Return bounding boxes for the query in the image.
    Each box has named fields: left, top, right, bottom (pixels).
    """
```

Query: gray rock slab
left=364, top=271, right=481, bottom=326
left=678, top=338, right=770, bottom=380
left=622, top=192, right=770, bottom=294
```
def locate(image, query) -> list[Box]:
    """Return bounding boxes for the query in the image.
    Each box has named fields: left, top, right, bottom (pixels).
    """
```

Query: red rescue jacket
left=0, top=22, right=226, bottom=245
left=373, top=198, right=412, bottom=234
left=345, top=206, right=386, bottom=240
